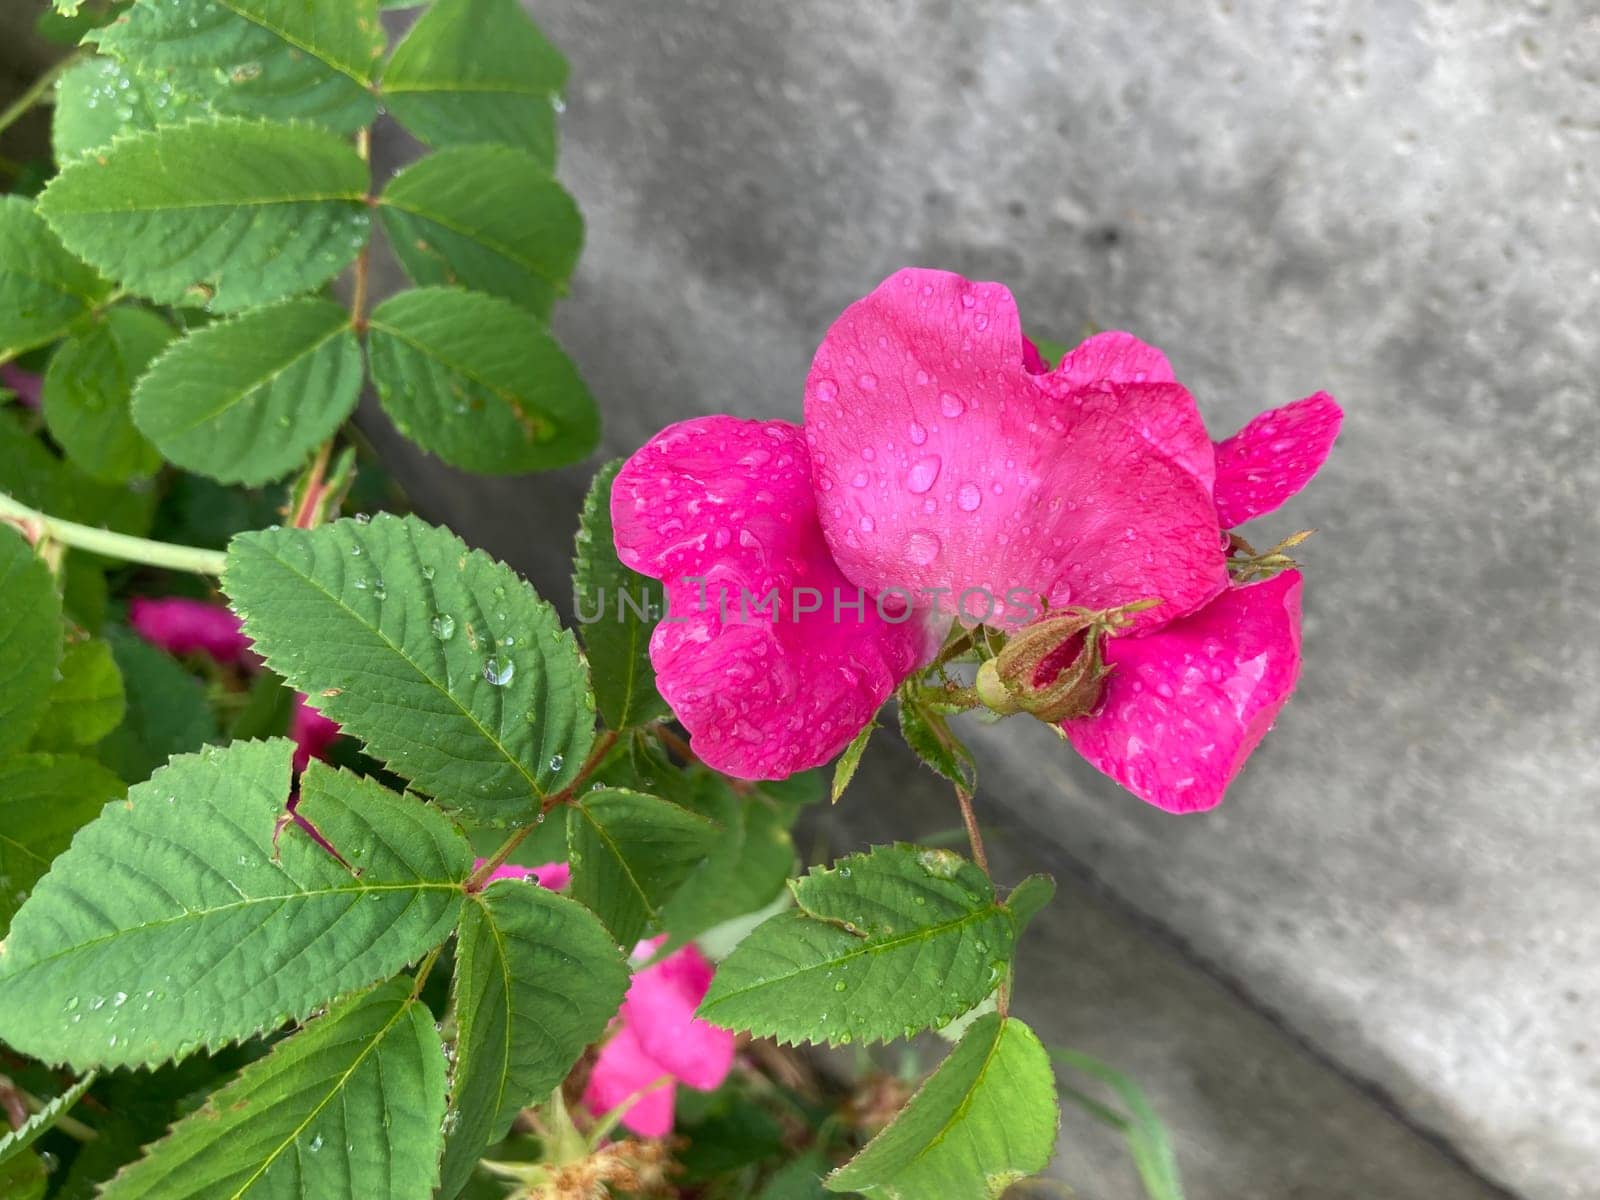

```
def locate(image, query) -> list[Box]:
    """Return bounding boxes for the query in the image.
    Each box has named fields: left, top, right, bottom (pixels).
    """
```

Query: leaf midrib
left=0, top=880, right=461, bottom=978
left=143, top=315, right=348, bottom=436
left=230, top=994, right=416, bottom=1197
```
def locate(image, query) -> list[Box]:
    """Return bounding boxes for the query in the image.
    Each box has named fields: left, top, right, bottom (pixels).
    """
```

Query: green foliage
left=367, top=287, right=598, bottom=474
left=825, top=1014, right=1058, bottom=1199
left=0, top=742, right=468, bottom=1068
left=51, top=57, right=209, bottom=162
left=439, top=881, right=630, bottom=1197
left=31, top=638, right=126, bottom=749
left=95, top=628, right=219, bottom=784
left=99, top=978, right=447, bottom=1199
left=0, top=754, right=126, bottom=932
left=567, top=787, right=720, bottom=945
left=42, top=307, right=172, bottom=482
left=572, top=460, right=668, bottom=730
left=132, top=298, right=363, bottom=485
left=0, top=196, right=111, bottom=361
left=379, top=146, right=582, bottom=319
left=698, top=845, right=1016, bottom=1047
left=898, top=691, right=977, bottom=791
left=37, top=119, right=369, bottom=312
left=1052, top=1048, right=1186, bottom=1200
left=225, top=515, right=595, bottom=826
left=0, top=409, right=157, bottom=539
left=660, top=773, right=797, bottom=947
left=92, top=0, right=385, bottom=132
left=380, top=0, right=568, bottom=162
left=0, top=526, right=64, bottom=757
left=1005, top=873, right=1056, bottom=938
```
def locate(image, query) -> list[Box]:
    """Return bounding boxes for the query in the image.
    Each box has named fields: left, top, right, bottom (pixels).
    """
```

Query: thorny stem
left=466, top=729, right=619, bottom=889
left=0, top=492, right=228, bottom=575
left=410, top=945, right=443, bottom=1000
left=954, top=786, right=990, bottom=878
left=0, top=51, right=81, bottom=141
left=953, top=785, right=1010, bottom=1016
left=0, top=1075, right=98, bottom=1142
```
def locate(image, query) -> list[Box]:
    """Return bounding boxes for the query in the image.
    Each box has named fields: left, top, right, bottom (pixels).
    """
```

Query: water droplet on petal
left=957, top=483, right=982, bottom=511
left=939, top=391, right=963, bottom=418
left=905, top=530, right=941, bottom=565
left=906, top=456, right=942, bottom=494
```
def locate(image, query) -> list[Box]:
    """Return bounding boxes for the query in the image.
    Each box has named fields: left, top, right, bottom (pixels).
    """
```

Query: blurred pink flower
left=583, top=939, right=735, bottom=1138
left=128, top=595, right=254, bottom=666
left=289, top=695, right=342, bottom=774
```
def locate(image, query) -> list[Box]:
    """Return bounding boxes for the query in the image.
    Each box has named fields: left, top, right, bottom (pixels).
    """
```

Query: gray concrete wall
left=370, top=4, right=1599, bottom=1196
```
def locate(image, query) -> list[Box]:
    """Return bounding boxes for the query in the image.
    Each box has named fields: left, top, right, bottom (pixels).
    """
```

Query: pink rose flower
left=612, top=268, right=1341, bottom=812
left=128, top=595, right=255, bottom=666
left=583, top=939, right=736, bottom=1138
left=469, top=858, right=571, bottom=890
left=290, top=695, right=342, bottom=774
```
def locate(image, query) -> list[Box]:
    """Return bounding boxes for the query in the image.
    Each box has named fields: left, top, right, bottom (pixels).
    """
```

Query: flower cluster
left=613, top=269, right=1341, bottom=812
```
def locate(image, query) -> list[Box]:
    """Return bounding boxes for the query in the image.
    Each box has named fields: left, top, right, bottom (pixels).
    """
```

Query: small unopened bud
left=975, top=598, right=1157, bottom=724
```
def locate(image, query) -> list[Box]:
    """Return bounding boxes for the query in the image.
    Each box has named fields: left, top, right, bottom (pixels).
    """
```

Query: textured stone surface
left=365, top=2, right=1599, bottom=1196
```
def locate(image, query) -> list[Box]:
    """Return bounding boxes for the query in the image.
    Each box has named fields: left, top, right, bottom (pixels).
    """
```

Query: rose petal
left=1062, top=570, right=1304, bottom=813
left=612, top=415, right=935, bottom=779
left=804, top=269, right=1227, bottom=631
left=1051, top=330, right=1175, bottom=390
left=1020, top=335, right=1051, bottom=375
left=127, top=596, right=254, bottom=665
left=583, top=1023, right=677, bottom=1138
left=290, top=694, right=340, bottom=773
left=621, top=943, right=734, bottom=1092
left=1212, top=392, right=1343, bottom=527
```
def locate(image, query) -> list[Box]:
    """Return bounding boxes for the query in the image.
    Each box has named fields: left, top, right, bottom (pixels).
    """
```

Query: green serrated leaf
left=380, top=0, right=566, bottom=162
left=132, top=297, right=362, bottom=486
left=38, top=2, right=131, bottom=45
left=0, top=525, right=64, bottom=757
left=52, top=57, right=211, bottom=163
left=573, top=459, right=666, bottom=730
left=42, top=307, right=171, bottom=482
left=831, top=720, right=875, bottom=804
left=825, top=1014, right=1057, bottom=1198
left=1005, top=874, right=1055, bottom=939
left=93, top=0, right=384, bottom=132
left=379, top=145, right=582, bottom=320
left=224, top=514, right=595, bottom=826
left=0, top=1074, right=95, bottom=1170
left=659, top=774, right=795, bottom=948
left=897, top=692, right=976, bottom=791
left=698, top=845, right=1014, bottom=1047
left=438, top=881, right=629, bottom=1198
left=100, top=977, right=447, bottom=1199
left=0, top=741, right=469, bottom=1069
left=367, top=287, right=598, bottom=475
left=0, top=196, right=111, bottom=361
left=36, top=118, right=369, bottom=313
left=0, top=753, right=126, bottom=934
left=567, top=787, right=720, bottom=945
left=31, top=639, right=126, bottom=749
left=1050, top=1047, right=1185, bottom=1200
left=758, top=1150, right=831, bottom=1200
left=95, top=627, right=218, bottom=784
